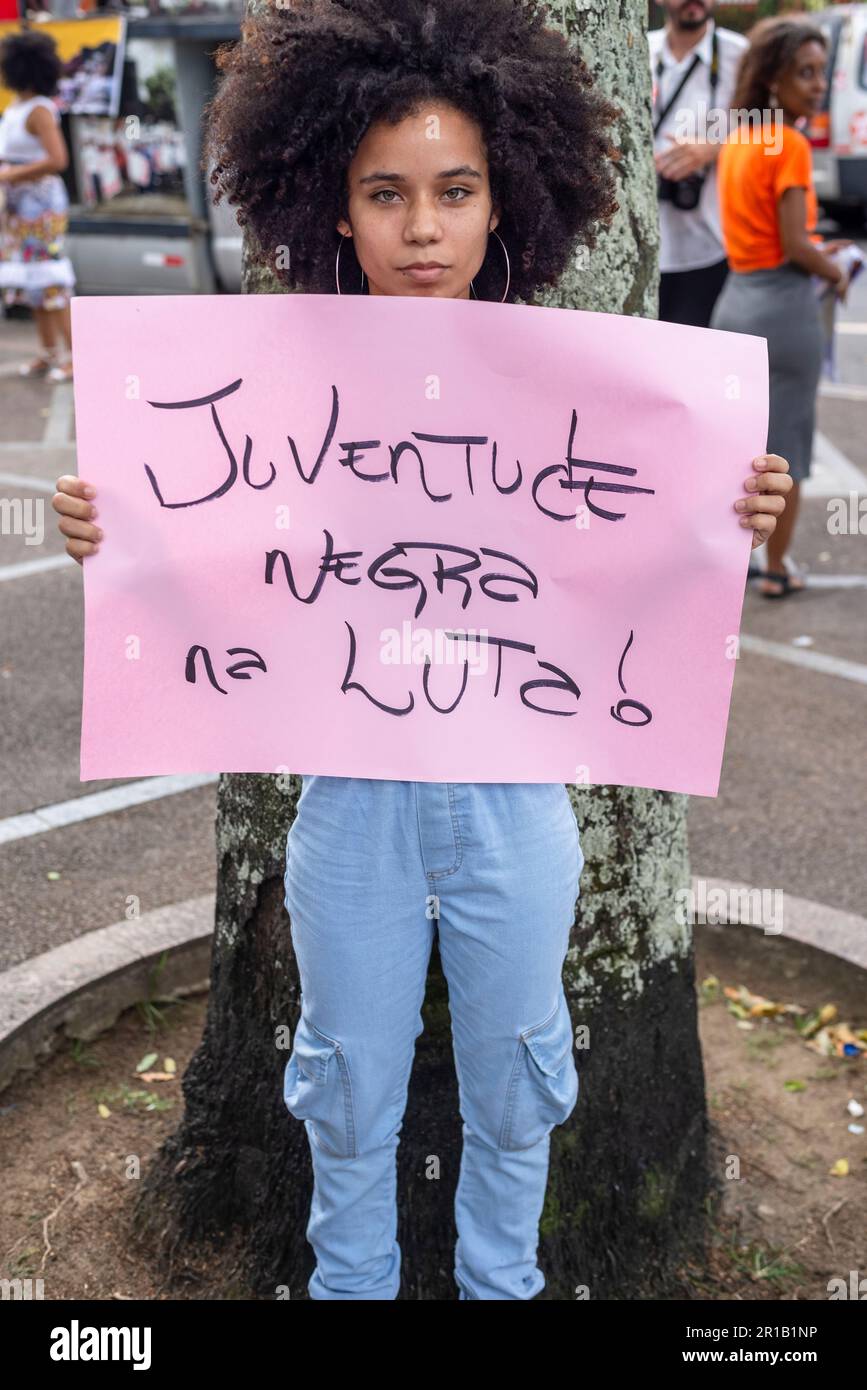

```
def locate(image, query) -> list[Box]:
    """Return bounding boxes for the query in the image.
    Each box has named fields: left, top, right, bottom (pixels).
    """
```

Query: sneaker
left=19, top=350, right=58, bottom=377
left=47, top=356, right=73, bottom=383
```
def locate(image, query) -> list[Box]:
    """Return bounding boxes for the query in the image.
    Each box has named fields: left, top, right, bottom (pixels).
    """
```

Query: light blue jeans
left=282, top=776, right=585, bottom=1300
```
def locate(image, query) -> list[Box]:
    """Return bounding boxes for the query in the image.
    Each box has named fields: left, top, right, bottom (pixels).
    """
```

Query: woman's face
left=774, top=39, right=827, bottom=121
left=336, top=101, right=500, bottom=299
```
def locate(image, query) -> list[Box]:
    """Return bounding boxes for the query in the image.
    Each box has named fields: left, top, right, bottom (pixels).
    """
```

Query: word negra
left=265, top=532, right=536, bottom=621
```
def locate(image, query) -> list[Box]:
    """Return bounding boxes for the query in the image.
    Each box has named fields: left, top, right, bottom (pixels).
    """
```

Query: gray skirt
left=710, top=262, right=823, bottom=483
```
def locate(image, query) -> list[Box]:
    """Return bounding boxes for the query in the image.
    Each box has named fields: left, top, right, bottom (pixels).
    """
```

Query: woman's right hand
left=834, top=266, right=851, bottom=305
left=52, top=475, right=102, bottom=564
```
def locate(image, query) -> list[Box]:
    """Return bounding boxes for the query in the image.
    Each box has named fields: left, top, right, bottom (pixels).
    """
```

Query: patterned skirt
left=0, top=169, right=76, bottom=311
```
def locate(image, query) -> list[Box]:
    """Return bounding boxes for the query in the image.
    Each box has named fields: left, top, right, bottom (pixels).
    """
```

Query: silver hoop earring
left=336, top=232, right=365, bottom=294
left=469, top=229, right=511, bottom=303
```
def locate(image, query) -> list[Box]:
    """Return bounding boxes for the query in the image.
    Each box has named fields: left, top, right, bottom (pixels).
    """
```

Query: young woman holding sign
left=52, top=0, right=792, bottom=1300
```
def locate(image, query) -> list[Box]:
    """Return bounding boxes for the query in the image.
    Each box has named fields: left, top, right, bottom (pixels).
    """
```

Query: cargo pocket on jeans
left=498, top=990, right=579, bottom=1152
left=282, top=1014, right=357, bottom=1158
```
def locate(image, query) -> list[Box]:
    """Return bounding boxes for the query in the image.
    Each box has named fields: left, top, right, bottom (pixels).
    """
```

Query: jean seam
left=498, top=1038, right=525, bottom=1150
left=447, top=783, right=464, bottom=868
left=521, top=997, right=560, bottom=1043
left=571, top=802, right=584, bottom=890
left=423, top=782, right=464, bottom=880
left=309, top=1021, right=358, bottom=1158
left=334, top=1051, right=358, bottom=1158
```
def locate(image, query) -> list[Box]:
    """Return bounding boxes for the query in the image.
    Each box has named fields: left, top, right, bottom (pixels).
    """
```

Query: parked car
left=62, top=15, right=243, bottom=296
left=806, top=4, right=867, bottom=215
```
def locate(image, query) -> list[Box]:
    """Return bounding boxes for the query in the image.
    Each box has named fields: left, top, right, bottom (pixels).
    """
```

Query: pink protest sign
left=72, top=293, right=767, bottom=796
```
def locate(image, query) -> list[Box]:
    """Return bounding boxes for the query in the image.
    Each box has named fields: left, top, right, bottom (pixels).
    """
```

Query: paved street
left=1, top=258, right=865, bottom=970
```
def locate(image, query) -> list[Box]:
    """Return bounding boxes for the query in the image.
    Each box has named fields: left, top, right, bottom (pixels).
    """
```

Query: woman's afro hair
left=0, top=29, right=62, bottom=96
left=202, top=0, right=621, bottom=302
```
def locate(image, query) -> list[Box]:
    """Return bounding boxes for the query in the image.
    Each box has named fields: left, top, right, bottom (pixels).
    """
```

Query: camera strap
left=653, top=27, right=719, bottom=138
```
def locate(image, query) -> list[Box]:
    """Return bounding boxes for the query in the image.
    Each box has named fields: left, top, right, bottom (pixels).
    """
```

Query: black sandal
left=758, top=569, right=803, bottom=599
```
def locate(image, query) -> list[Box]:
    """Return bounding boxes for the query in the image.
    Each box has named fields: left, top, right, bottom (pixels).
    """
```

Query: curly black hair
left=201, top=0, right=621, bottom=303
left=0, top=29, right=62, bottom=96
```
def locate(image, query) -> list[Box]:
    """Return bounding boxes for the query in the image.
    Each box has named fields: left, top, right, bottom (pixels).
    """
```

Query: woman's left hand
left=0, top=164, right=16, bottom=185
left=734, top=453, right=792, bottom=549
left=822, top=238, right=854, bottom=256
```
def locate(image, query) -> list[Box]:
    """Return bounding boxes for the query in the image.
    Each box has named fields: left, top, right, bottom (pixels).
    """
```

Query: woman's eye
left=372, top=186, right=471, bottom=203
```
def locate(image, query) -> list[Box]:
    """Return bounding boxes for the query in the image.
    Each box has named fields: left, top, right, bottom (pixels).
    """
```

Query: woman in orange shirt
left=711, top=18, right=850, bottom=598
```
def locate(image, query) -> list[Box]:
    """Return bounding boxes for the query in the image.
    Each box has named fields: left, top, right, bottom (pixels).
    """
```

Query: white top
left=0, top=94, right=59, bottom=164
left=647, top=21, right=749, bottom=274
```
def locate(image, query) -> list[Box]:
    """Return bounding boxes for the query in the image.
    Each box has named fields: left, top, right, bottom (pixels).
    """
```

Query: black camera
left=657, top=171, right=706, bottom=211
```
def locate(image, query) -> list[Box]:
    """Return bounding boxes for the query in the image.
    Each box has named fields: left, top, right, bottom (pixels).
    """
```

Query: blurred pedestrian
left=649, top=0, right=747, bottom=327
left=0, top=29, right=76, bottom=382
left=711, top=18, right=849, bottom=598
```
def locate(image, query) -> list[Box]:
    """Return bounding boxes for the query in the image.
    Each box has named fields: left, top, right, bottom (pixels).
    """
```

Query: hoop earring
left=336, top=232, right=365, bottom=294
left=469, top=229, right=511, bottom=303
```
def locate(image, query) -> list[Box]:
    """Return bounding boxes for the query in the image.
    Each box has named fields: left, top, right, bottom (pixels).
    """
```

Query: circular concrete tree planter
left=0, top=894, right=215, bottom=1094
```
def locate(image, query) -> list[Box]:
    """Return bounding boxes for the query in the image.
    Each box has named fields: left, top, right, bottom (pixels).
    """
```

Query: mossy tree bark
left=133, top=0, right=711, bottom=1300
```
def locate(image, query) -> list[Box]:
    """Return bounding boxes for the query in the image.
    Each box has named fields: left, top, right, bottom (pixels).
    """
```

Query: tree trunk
left=133, top=0, right=711, bottom=1300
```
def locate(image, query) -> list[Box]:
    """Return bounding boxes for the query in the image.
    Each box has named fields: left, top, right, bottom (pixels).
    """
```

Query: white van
left=807, top=4, right=867, bottom=212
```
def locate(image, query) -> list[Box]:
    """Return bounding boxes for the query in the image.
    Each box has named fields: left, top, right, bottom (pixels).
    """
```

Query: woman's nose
left=404, top=201, right=442, bottom=240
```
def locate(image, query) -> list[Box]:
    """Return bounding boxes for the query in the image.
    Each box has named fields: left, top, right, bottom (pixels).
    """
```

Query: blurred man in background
left=649, top=0, right=748, bottom=327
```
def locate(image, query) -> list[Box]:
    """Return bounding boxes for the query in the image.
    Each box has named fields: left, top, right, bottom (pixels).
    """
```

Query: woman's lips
left=401, top=265, right=449, bottom=283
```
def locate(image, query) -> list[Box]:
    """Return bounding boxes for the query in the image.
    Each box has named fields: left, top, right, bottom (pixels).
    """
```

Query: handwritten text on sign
left=72, top=294, right=768, bottom=795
